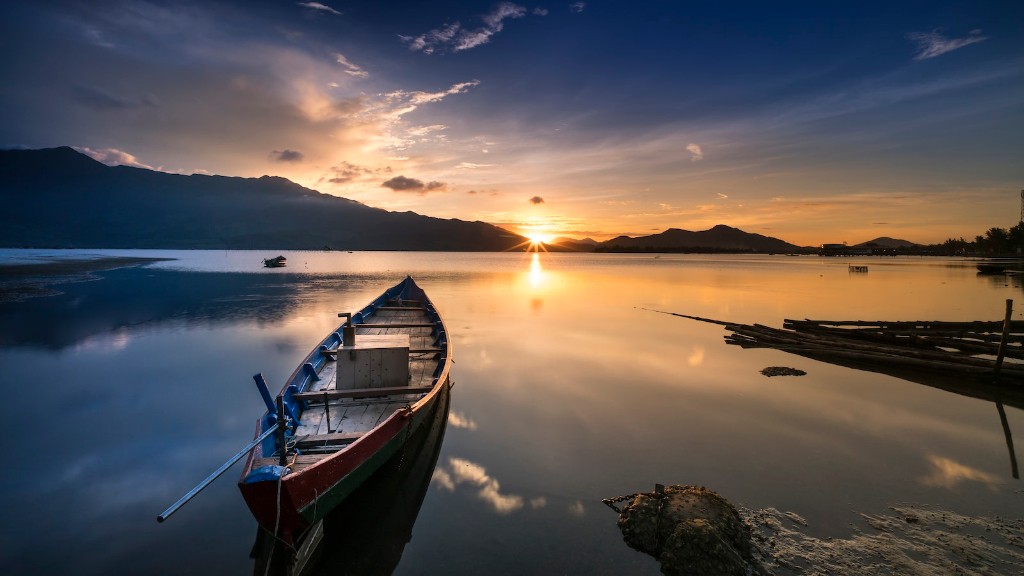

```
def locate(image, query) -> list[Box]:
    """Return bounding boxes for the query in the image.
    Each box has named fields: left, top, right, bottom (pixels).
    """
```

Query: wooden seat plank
left=293, top=385, right=433, bottom=401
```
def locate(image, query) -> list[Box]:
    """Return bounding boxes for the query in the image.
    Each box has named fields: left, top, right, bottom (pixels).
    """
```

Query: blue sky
left=1, top=0, right=1022, bottom=243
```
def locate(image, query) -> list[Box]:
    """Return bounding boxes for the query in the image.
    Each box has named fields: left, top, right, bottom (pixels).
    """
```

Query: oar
left=157, top=423, right=278, bottom=523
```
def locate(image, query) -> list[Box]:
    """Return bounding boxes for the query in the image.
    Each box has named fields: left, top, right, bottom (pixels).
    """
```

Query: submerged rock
left=614, top=485, right=766, bottom=576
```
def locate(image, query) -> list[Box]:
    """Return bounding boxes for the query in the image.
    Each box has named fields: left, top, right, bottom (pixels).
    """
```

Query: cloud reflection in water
left=920, top=455, right=1002, bottom=491
left=432, top=457, right=525, bottom=514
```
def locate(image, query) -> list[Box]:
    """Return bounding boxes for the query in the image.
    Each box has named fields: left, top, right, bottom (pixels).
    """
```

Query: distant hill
left=0, top=147, right=526, bottom=250
left=595, top=225, right=799, bottom=253
left=854, top=237, right=919, bottom=248
left=548, top=237, right=598, bottom=252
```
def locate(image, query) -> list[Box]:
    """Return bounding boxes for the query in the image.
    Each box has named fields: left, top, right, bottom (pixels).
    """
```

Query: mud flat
left=0, top=256, right=171, bottom=302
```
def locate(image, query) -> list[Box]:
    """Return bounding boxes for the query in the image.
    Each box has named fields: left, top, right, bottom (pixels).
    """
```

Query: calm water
left=1, top=250, right=1022, bottom=575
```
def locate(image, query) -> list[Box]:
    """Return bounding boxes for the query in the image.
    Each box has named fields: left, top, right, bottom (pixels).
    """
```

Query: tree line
left=933, top=222, right=1024, bottom=256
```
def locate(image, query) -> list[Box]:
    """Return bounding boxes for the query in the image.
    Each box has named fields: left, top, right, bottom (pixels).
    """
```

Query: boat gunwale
left=238, top=276, right=452, bottom=488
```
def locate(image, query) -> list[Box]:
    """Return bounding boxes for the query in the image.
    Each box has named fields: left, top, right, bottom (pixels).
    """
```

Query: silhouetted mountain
left=0, top=147, right=526, bottom=250
left=595, top=225, right=798, bottom=253
left=854, top=237, right=919, bottom=248
left=547, top=237, right=598, bottom=251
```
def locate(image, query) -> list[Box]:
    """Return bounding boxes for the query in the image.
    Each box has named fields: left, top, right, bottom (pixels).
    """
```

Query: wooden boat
left=264, top=255, right=287, bottom=268
left=252, top=362, right=450, bottom=574
left=238, top=276, right=451, bottom=544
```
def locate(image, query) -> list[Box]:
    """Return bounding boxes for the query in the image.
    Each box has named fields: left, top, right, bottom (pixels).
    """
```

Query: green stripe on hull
left=297, top=407, right=432, bottom=524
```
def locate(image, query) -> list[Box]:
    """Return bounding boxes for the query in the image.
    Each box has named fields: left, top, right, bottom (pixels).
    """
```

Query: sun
left=524, top=231, right=554, bottom=245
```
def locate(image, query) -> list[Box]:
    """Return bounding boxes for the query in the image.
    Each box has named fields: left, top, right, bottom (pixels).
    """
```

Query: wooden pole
left=996, top=401, right=1020, bottom=479
left=157, top=423, right=278, bottom=522
left=276, top=396, right=288, bottom=466
left=994, top=299, right=1013, bottom=379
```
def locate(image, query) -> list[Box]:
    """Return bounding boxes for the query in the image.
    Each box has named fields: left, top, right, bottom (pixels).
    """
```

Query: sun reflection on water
left=528, top=252, right=545, bottom=288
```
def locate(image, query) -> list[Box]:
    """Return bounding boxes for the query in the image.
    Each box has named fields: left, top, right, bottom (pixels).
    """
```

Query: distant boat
left=238, top=277, right=451, bottom=544
left=263, top=255, right=287, bottom=268
left=976, top=258, right=1023, bottom=274
left=977, top=263, right=1006, bottom=274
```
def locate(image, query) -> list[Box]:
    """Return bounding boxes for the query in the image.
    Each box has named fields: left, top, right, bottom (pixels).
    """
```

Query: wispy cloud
left=382, top=175, right=447, bottom=194
left=73, top=146, right=153, bottom=169
left=455, top=162, right=494, bottom=169
left=570, top=2, right=586, bottom=13
left=401, top=3, right=528, bottom=54
left=686, top=142, right=703, bottom=161
left=334, top=53, right=368, bottom=78
left=297, top=2, right=341, bottom=16
left=529, top=196, right=545, bottom=204
left=322, top=161, right=389, bottom=184
left=907, top=29, right=987, bottom=60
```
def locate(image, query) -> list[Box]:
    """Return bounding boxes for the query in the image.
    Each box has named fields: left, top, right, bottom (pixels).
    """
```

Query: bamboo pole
left=994, top=299, right=1014, bottom=380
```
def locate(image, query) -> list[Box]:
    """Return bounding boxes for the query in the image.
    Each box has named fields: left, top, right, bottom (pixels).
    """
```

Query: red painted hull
left=237, top=277, right=451, bottom=544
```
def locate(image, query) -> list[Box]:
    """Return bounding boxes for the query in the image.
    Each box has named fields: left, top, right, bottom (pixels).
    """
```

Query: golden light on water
left=528, top=253, right=545, bottom=288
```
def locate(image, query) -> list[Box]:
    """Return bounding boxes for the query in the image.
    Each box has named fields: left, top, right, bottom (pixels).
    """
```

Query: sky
left=1, top=0, right=1022, bottom=245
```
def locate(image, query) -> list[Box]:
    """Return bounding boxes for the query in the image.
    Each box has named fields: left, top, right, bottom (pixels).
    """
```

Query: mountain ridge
left=593, top=224, right=800, bottom=253
left=0, top=147, right=525, bottom=251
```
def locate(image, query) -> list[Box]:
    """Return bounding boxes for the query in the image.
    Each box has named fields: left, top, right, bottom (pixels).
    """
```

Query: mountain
left=854, top=237, right=919, bottom=248
left=0, top=147, right=526, bottom=250
left=595, top=225, right=799, bottom=253
left=547, top=237, right=598, bottom=252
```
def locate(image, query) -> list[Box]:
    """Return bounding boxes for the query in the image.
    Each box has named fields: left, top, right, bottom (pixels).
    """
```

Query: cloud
left=333, top=53, right=368, bottom=78
left=907, top=29, right=987, bottom=60
left=570, top=2, right=586, bottom=13
left=270, top=149, right=304, bottom=162
left=323, top=160, right=388, bottom=184
left=402, top=3, right=528, bottom=54
left=716, top=192, right=728, bottom=200
left=297, top=2, right=341, bottom=16
left=407, top=124, right=447, bottom=137
left=686, top=143, right=703, bottom=161
left=455, top=162, right=493, bottom=169
left=533, top=8, right=549, bottom=16
left=530, top=496, right=547, bottom=509
left=73, top=146, right=154, bottom=169
left=529, top=196, right=545, bottom=204
left=381, top=175, right=447, bottom=194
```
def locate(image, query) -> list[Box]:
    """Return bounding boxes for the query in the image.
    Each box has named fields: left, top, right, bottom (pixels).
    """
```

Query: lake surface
left=1, top=250, right=1021, bottom=575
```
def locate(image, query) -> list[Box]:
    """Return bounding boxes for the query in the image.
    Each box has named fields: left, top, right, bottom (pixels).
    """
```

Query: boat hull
left=237, top=277, right=451, bottom=543
left=239, top=382, right=447, bottom=538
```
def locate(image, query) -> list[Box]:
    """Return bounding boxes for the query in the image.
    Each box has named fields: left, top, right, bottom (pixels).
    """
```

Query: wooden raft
left=645, top=304, right=1024, bottom=385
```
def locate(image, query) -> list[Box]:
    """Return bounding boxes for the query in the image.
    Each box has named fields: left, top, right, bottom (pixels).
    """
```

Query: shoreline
left=0, top=256, right=172, bottom=302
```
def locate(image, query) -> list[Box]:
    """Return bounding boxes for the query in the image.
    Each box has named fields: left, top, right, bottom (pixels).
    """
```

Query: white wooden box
left=335, top=334, right=410, bottom=389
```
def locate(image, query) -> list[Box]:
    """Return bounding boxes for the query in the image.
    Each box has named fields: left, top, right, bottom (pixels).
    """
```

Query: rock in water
left=615, top=485, right=765, bottom=576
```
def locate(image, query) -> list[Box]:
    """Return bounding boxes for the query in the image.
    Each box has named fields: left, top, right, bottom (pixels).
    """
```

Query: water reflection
left=920, top=455, right=1003, bottom=491
left=528, top=253, right=546, bottom=289
left=2, top=253, right=1023, bottom=575
left=432, top=457, right=525, bottom=514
